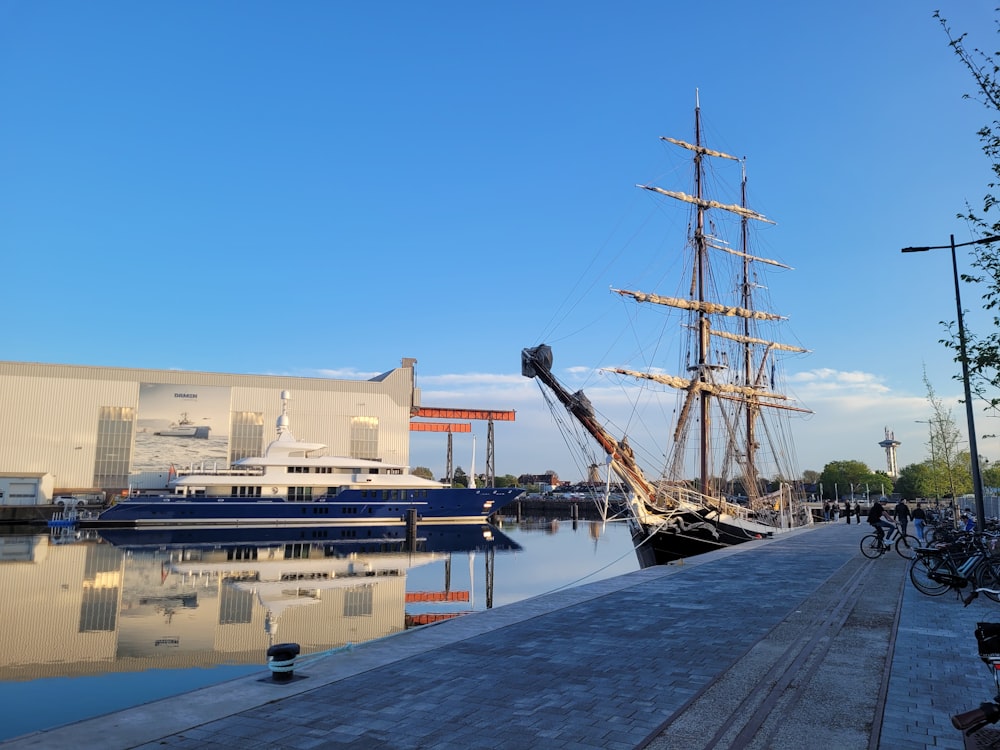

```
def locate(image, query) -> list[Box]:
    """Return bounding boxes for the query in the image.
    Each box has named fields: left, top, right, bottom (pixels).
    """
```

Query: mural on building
left=133, top=384, right=232, bottom=472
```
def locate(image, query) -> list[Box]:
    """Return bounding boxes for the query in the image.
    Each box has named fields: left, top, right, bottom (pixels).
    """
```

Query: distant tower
left=879, top=427, right=901, bottom=478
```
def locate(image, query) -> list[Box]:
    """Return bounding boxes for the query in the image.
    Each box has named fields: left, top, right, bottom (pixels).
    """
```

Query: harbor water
left=0, top=516, right=639, bottom=742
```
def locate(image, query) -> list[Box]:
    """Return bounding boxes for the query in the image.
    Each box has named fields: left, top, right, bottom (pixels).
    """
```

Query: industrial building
left=0, top=358, right=420, bottom=505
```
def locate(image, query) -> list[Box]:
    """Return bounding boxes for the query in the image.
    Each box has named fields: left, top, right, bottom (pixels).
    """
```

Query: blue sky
left=2, top=1, right=999, bottom=482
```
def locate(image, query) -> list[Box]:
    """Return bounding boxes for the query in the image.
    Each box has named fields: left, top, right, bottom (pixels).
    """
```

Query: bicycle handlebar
left=952, top=702, right=1000, bottom=733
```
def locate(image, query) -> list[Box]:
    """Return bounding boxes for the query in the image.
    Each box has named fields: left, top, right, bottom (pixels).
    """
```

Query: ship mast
left=694, top=99, right=711, bottom=497
left=740, top=162, right=757, bottom=491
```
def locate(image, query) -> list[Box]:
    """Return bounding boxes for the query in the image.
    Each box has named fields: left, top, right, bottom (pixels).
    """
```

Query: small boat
left=154, top=413, right=211, bottom=438
left=92, top=391, right=523, bottom=528
left=523, top=95, right=813, bottom=564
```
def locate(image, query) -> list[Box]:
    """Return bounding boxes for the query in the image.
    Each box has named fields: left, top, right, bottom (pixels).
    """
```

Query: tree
left=452, top=467, right=468, bottom=488
left=894, top=462, right=941, bottom=502
left=802, top=469, right=820, bottom=484
left=411, top=466, right=434, bottom=480
left=495, top=474, right=519, bottom=488
left=984, top=462, right=1000, bottom=491
left=937, top=12, right=1000, bottom=406
left=818, top=460, right=891, bottom=500
left=922, top=371, right=969, bottom=505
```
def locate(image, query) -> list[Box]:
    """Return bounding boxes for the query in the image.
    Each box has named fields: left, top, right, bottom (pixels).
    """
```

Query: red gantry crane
left=409, top=407, right=516, bottom=486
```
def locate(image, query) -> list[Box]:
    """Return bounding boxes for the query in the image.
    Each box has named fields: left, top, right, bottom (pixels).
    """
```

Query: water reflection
left=0, top=518, right=640, bottom=741
left=0, top=523, right=520, bottom=684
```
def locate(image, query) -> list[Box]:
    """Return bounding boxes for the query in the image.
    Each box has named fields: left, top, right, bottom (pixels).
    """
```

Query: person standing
left=823, top=501, right=830, bottom=522
left=894, top=499, right=911, bottom=539
left=854, top=502, right=862, bottom=524
left=962, top=509, right=977, bottom=532
left=844, top=500, right=852, bottom=524
left=912, top=502, right=927, bottom=543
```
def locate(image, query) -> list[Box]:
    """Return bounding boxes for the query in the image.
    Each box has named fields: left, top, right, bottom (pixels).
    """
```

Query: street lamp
left=902, top=233, right=1000, bottom=531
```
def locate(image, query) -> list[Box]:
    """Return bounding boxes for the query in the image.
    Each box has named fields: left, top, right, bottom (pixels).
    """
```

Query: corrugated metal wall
left=0, top=360, right=416, bottom=498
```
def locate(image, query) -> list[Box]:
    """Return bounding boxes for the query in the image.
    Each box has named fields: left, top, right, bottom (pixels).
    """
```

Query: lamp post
left=902, top=234, right=1000, bottom=531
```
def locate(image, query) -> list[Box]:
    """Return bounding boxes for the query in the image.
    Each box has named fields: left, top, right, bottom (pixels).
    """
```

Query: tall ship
left=523, top=96, right=812, bottom=564
left=92, top=391, right=522, bottom=527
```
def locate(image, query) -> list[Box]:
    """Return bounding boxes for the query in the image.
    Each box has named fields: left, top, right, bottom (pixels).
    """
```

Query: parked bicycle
left=908, top=532, right=1000, bottom=602
left=860, top=522, right=920, bottom=560
left=951, top=622, right=1000, bottom=742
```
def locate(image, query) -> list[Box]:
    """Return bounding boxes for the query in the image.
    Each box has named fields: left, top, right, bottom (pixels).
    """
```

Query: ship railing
left=175, top=468, right=263, bottom=477
left=645, top=483, right=751, bottom=520
left=635, top=481, right=811, bottom=530
left=652, top=483, right=804, bottom=524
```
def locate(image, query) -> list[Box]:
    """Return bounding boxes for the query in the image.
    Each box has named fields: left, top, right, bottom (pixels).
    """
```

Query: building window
left=288, top=486, right=312, bottom=501
left=350, top=416, right=378, bottom=460
left=230, top=411, right=265, bottom=464
left=283, top=543, right=310, bottom=559
left=79, top=545, right=122, bottom=632
left=219, top=585, right=254, bottom=625
left=343, top=583, right=374, bottom=617
left=94, top=406, right=135, bottom=488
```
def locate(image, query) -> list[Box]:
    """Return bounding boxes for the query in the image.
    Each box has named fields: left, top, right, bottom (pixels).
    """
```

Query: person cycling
left=867, top=497, right=895, bottom=543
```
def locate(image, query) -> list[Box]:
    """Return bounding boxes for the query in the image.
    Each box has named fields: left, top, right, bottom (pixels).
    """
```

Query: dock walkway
left=5, top=522, right=997, bottom=749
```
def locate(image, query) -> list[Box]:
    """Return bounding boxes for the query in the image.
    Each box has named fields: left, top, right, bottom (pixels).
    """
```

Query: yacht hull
left=88, top=487, right=523, bottom=527
left=96, top=521, right=522, bottom=553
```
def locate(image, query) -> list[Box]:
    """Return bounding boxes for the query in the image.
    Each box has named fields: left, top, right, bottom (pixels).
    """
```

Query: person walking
left=823, top=501, right=830, bottom=522
left=912, top=502, right=927, bottom=543
left=894, top=499, right=911, bottom=539
left=844, top=500, right=852, bottom=524
left=854, top=501, right=862, bottom=524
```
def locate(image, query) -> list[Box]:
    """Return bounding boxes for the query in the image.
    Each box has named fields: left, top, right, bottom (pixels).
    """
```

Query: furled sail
left=660, top=136, right=739, bottom=162
left=605, top=367, right=790, bottom=403
left=638, top=185, right=775, bottom=224
left=612, top=288, right=784, bottom=321
left=709, top=328, right=809, bottom=354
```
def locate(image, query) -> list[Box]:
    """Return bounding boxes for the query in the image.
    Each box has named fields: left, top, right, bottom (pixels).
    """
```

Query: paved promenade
left=5, top=522, right=999, bottom=749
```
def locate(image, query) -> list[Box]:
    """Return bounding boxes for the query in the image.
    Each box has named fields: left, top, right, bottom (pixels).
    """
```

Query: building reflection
left=0, top=523, right=520, bottom=681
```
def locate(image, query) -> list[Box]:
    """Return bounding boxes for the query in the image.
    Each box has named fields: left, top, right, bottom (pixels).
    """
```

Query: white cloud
left=789, top=368, right=890, bottom=395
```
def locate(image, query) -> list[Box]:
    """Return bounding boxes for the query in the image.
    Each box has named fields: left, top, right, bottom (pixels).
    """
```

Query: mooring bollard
left=406, top=507, right=418, bottom=550
left=266, top=642, right=301, bottom=683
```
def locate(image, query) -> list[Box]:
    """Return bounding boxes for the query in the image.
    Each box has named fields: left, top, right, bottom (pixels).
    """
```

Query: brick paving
left=5, top=522, right=998, bottom=749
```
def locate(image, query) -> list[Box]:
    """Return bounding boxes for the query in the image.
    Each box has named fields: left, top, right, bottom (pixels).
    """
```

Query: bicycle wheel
left=909, top=555, right=952, bottom=596
left=895, top=534, right=921, bottom=560
left=975, top=557, right=1000, bottom=603
left=861, top=534, right=885, bottom=559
